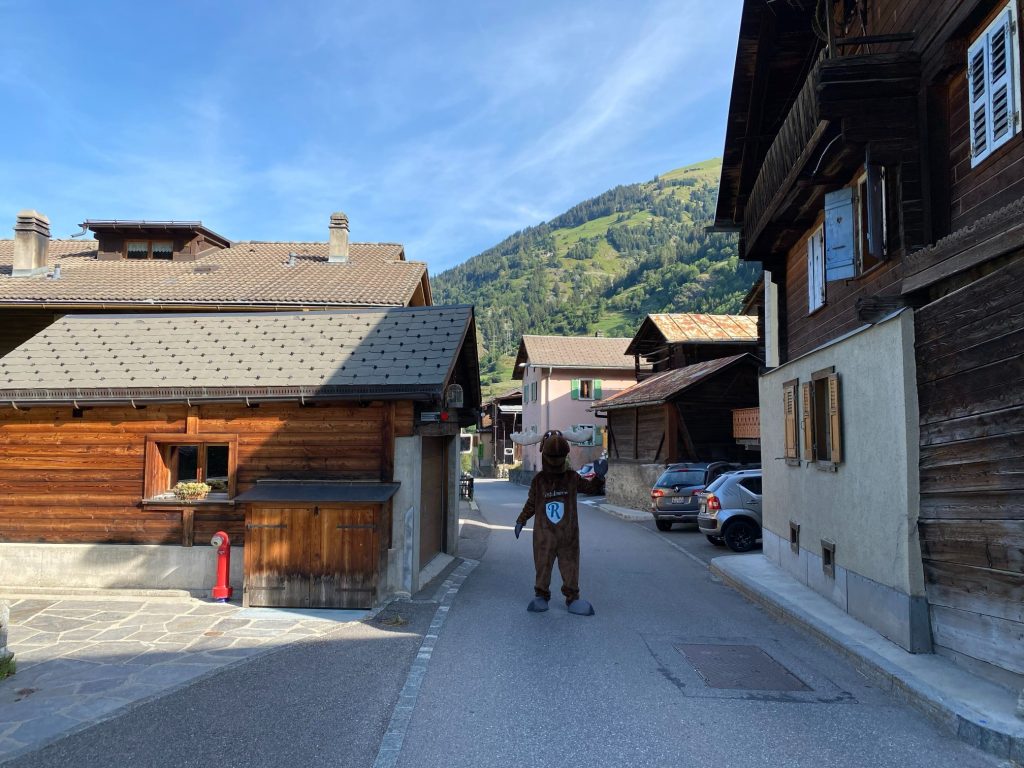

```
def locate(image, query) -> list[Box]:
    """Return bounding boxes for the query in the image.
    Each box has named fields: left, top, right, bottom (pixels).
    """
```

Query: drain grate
left=676, top=643, right=810, bottom=691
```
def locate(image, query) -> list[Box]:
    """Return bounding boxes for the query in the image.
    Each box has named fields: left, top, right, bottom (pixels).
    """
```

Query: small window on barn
left=571, top=423, right=598, bottom=446
left=969, top=2, right=1022, bottom=167
left=145, top=438, right=235, bottom=499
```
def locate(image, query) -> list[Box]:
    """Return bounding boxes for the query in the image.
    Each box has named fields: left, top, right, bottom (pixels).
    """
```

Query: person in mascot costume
left=511, top=428, right=603, bottom=616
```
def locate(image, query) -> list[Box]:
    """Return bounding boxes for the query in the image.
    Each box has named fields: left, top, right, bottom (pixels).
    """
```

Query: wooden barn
left=714, top=0, right=1024, bottom=688
left=0, top=306, right=479, bottom=608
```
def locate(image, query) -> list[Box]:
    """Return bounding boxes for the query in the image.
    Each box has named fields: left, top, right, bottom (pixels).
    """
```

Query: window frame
left=807, top=226, right=826, bottom=314
left=144, top=434, right=238, bottom=500
left=802, top=367, right=843, bottom=471
left=571, top=423, right=598, bottom=447
left=969, top=1, right=1022, bottom=167
left=579, top=379, right=594, bottom=400
left=125, top=239, right=175, bottom=260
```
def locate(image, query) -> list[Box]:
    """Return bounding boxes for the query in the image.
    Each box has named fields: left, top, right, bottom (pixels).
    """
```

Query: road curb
left=710, top=556, right=1024, bottom=764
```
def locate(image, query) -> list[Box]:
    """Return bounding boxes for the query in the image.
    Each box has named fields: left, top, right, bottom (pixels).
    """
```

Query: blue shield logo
left=545, top=501, right=565, bottom=524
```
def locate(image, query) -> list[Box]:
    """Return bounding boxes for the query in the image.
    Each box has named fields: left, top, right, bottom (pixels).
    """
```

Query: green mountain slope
left=432, top=158, right=759, bottom=396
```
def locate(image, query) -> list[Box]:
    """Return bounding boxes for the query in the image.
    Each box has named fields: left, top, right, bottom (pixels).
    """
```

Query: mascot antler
left=509, top=427, right=594, bottom=447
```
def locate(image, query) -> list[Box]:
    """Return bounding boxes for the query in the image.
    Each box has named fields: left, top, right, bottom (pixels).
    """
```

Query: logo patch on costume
left=545, top=501, right=565, bottom=524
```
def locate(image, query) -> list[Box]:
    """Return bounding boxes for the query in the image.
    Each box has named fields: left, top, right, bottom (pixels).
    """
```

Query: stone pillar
left=0, top=601, right=13, bottom=678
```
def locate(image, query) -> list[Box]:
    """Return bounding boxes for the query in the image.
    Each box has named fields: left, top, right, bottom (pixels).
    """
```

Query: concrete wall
left=759, top=310, right=929, bottom=651
left=605, top=462, right=662, bottom=513
left=0, top=543, right=243, bottom=593
left=389, top=435, right=422, bottom=596
left=521, top=366, right=634, bottom=471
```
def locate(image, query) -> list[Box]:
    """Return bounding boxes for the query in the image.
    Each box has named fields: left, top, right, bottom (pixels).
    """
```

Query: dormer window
left=126, top=240, right=174, bottom=260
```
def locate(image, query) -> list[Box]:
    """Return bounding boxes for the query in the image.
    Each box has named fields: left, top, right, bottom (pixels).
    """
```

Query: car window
left=738, top=477, right=762, bottom=495
left=656, top=470, right=705, bottom=487
left=704, top=474, right=731, bottom=493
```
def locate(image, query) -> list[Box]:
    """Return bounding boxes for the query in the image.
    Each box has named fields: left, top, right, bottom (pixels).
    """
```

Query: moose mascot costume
left=511, top=428, right=603, bottom=615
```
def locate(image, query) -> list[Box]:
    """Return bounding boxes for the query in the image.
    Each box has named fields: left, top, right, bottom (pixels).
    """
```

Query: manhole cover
left=677, top=644, right=810, bottom=691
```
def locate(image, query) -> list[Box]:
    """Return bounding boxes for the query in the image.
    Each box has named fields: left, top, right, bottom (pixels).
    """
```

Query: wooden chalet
left=0, top=211, right=432, bottom=357
left=594, top=354, right=761, bottom=465
left=0, top=306, right=480, bottom=608
left=715, top=0, right=1024, bottom=688
left=625, top=313, right=759, bottom=378
left=477, top=389, right=523, bottom=474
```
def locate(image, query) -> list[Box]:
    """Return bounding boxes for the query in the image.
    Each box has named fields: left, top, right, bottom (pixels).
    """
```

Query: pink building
left=512, top=335, right=638, bottom=472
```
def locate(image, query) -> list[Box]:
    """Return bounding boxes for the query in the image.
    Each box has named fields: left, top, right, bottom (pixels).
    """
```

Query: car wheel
left=705, top=535, right=725, bottom=547
left=655, top=520, right=673, bottom=532
left=723, top=519, right=760, bottom=552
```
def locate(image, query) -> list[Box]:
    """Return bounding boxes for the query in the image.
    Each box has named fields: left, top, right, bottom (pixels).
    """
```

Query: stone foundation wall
left=605, top=462, right=663, bottom=513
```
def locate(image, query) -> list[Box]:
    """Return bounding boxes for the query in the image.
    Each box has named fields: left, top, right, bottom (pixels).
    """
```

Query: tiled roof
left=512, top=335, right=634, bottom=378
left=625, top=313, right=758, bottom=355
left=0, top=239, right=426, bottom=307
left=592, top=354, right=754, bottom=410
left=0, top=305, right=473, bottom=404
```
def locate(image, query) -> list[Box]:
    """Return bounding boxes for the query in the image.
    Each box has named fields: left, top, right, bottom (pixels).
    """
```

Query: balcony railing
left=741, top=50, right=921, bottom=258
left=732, top=407, right=760, bottom=440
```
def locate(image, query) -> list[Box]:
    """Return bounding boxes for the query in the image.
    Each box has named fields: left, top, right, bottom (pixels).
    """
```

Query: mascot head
left=509, top=426, right=595, bottom=475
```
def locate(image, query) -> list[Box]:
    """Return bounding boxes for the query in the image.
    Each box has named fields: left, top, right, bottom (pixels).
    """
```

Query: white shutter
left=806, top=227, right=825, bottom=313
left=969, top=35, right=989, bottom=164
left=988, top=9, right=1016, bottom=151
left=972, top=4, right=1021, bottom=167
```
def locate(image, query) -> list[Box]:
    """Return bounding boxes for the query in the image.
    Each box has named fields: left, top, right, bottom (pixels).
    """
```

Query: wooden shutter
left=571, top=379, right=580, bottom=400
left=988, top=9, right=1016, bottom=151
left=801, top=382, right=814, bottom=460
left=824, top=188, right=856, bottom=281
left=864, top=164, right=887, bottom=260
left=827, top=373, right=842, bottom=465
left=807, top=228, right=825, bottom=312
left=594, top=425, right=603, bottom=448
left=593, top=380, right=602, bottom=400
left=783, top=385, right=797, bottom=460
left=969, top=34, right=989, bottom=163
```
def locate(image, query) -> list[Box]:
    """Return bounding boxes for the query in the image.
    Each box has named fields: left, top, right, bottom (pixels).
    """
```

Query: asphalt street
left=395, top=480, right=1001, bottom=768
left=6, top=479, right=1006, bottom=768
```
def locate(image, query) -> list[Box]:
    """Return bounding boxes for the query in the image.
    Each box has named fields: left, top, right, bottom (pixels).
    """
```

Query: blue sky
left=0, top=1, right=742, bottom=272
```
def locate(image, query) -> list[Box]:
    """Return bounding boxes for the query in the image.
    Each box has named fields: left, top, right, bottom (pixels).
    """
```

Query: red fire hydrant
left=210, top=531, right=233, bottom=602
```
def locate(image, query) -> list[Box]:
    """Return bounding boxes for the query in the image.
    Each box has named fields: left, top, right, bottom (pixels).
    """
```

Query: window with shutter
left=824, top=188, right=856, bottom=282
left=783, top=380, right=799, bottom=466
left=807, top=227, right=825, bottom=313
left=970, top=3, right=1022, bottom=167
left=801, top=382, right=814, bottom=461
left=810, top=366, right=840, bottom=469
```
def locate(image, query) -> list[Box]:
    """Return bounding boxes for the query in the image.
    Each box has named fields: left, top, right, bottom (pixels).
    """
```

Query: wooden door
left=310, top=506, right=379, bottom=609
left=245, top=504, right=380, bottom=609
left=244, top=506, right=310, bottom=608
left=420, top=437, right=447, bottom=566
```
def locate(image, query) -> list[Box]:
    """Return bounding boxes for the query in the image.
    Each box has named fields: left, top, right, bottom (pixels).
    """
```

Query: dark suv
left=649, top=462, right=750, bottom=531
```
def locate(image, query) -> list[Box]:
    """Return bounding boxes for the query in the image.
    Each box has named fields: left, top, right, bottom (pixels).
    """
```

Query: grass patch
left=0, top=653, right=15, bottom=680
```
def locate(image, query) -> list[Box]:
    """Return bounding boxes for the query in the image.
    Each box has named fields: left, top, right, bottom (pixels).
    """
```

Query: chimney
left=12, top=210, right=50, bottom=277
left=328, top=211, right=349, bottom=263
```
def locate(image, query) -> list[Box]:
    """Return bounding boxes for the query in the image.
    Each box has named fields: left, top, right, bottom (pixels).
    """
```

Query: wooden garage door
left=420, top=437, right=447, bottom=566
left=915, top=257, right=1024, bottom=682
left=245, top=504, right=380, bottom=609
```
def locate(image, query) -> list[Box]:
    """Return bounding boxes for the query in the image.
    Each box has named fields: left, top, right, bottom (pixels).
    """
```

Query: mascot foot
left=567, top=599, right=595, bottom=616
left=527, top=597, right=550, bottom=613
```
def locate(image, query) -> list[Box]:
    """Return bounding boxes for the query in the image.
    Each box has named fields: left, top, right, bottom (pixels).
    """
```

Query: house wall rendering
left=758, top=311, right=928, bottom=652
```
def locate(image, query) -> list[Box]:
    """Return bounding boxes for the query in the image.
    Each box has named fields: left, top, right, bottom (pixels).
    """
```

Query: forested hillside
left=432, top=158, right=759, bottom=394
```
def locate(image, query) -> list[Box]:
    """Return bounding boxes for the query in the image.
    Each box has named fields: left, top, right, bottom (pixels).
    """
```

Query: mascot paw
left=567, top=599, right=595, bottom=616
left=514, top=522, right=523, bottom=539
left=527, top=597, right=549, bottom=613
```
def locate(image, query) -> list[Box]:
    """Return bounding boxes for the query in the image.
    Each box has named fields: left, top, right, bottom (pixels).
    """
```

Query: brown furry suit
left=517, top=466, right=602, bottom=603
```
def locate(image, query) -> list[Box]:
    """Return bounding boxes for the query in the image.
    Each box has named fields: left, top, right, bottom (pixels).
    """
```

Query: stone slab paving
left=0, top=595, right=365, bottom=762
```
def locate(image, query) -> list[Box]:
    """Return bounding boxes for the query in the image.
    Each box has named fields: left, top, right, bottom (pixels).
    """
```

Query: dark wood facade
left=717, top=0, right=1024, bottom=685
left=0, top=400, right=418, bottom=608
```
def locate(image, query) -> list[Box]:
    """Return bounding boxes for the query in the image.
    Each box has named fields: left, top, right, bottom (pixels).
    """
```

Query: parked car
left=697, top=469, right=762, bottom=552
left=649, top=462, right=752, bottom=531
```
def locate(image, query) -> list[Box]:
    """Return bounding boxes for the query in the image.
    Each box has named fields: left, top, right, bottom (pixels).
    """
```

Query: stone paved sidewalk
left=0, top=595, right=363, bottom=762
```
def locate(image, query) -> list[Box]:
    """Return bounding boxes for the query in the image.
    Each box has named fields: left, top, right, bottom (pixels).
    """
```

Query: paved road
left=395, top=480, right=1001, bottom=768
left=6, top=480, right=1005, bottom=767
